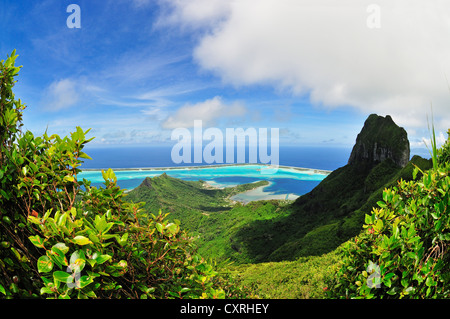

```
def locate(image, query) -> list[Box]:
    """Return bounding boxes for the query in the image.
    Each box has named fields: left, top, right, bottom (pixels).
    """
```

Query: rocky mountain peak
left=348, top=114, right=410, bottom=168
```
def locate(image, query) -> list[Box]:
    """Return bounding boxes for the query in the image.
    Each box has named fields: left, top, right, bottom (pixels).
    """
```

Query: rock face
left=348, top=114, right=410, bottom=168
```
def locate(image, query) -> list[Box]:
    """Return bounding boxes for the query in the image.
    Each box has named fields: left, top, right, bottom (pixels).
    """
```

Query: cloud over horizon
left=162, top=96, right=247, bottom=129
left=6, top=1, right=449, bottom=148
left=161, top=0, right=450, bottom=134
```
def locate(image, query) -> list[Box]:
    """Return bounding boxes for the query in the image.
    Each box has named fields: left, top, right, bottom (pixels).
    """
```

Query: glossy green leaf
left=29, top=235, right=45, bottom=248
left=78, top=276, right=94, bottom=289
left=53, top=271, right=72, bottom=283
left=72, top=235, right=92, bottom=246
left=50, top=246, right=68, bottom=267
left=95, top=254, right=112, bottom=265
left=37, top=256, right=53, bottom=273
left=53, top=242, right=69, bottom=254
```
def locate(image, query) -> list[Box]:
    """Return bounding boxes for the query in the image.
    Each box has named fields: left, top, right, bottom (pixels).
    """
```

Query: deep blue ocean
left=81, top=146, right=352, bottom=171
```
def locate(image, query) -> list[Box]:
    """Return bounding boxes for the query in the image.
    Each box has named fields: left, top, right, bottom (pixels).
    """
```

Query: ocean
left=78, top=146, right=351, bottom=201
left=78, top=145, right=430, bottom=202
left=80, top=146, right=352, bottom=171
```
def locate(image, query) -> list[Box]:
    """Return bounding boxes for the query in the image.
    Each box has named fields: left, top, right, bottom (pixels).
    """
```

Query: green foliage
left=0, top=51, right=248, bottom=299
left=28, top=189, right=242, bottom=298
left=126, top=175, right=283, bottom=264
left=231, top=249, right=342, bottom=299
left=230, top=160, right=405, bottom=262
left=437, top=129, right=450, bottom=166
left=1, top=50, right=40, bottom=298
left=328, top=135, right=450, bottom=298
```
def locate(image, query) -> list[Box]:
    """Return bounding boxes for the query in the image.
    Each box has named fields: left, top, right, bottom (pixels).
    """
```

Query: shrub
left=0, top=50, right=248, bottom=299
left=328, top=131, right=450, bottom=298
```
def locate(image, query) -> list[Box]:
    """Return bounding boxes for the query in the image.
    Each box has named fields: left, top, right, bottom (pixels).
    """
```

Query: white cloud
left=43, top=78, right=79, bottom=111
left=414, top=131, right=447, bottom=149
left=162, top=0, right=450, bottom=135
left=156, top=0, right=231, bottom=29
left=162, top=96, right=246, bottom=129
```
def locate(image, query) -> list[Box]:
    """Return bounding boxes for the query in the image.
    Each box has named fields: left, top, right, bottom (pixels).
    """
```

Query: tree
left=0, top=50, right=248, bottom=299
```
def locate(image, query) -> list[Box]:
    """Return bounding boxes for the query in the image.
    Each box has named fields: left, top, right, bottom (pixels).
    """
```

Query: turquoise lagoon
left=79, top=164, right=330, bottom=203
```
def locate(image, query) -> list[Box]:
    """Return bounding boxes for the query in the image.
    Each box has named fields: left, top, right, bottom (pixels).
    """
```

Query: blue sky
left=1, top=0, right=449, bottom=153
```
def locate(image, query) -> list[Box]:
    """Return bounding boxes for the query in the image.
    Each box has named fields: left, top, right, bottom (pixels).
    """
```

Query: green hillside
left=126, top=114, right=432, bottom=265
left=125, top=174, right=282, bottom=260
left=230, top=248, right=342, bottom=299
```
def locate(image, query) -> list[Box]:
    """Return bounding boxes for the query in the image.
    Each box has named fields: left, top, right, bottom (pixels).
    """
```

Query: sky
left=1, top=0, right=450, bottom=153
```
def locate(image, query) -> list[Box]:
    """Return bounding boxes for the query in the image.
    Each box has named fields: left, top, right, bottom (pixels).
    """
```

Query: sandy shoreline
left=229, top=181, right=300, bottom=204
left=81, top=163, right=331, bottom=175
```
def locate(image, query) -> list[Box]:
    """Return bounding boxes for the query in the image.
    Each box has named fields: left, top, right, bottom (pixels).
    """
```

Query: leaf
left=156, top=223, right=164, bottom=234
left=95, top=215, right=113, bottom=234
left=426, top=277, right=436, bottom=287
left=40, top=287, right=53, bottom=295
left=27, top=215, right=41, bottom=225
left=88, top=231, right=100, bottom=244
left=72, top=235, right=92, bottom=246
left=78, top=275, right=94, bottom=289
left=50, top=246, right=68, bottom=267
left=166, top=223, right=179, bottom=236
left=53, top=271, right=72, bottom=283
left=70, top=207, right=77, bottom=218
left=117, top=232, right=128, bottom=246
left=79, top=152, right=92, bottom=160
left=37, top=256, right=53, bottom=273
left=374, top=219, right=384, bottom=232
left=29, top=235, right=45, bottom=248
left=377, top=201, right=387, bottom=208
left=70, top=250, right=85, bottom=264
left=95, top=254, right=112, bottom=265
left=63, top=175, right=74, bottom=183
left=53, top=242, right=69, bottom=254
left=57, top=212, right=68, bottom=227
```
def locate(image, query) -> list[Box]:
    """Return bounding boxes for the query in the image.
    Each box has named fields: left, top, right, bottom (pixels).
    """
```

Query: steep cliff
left=348, top=114, right=410, bottom=168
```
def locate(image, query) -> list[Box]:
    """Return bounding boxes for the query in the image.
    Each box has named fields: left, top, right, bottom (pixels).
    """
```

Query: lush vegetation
left=125, top=173, right=270, bottom=218
left=2, top=49, right=449, bottom=300
left=0, top=51, right=249, bottom=299
left=231, top=249, right=341, bottom=299
left=328, top=129, right=450, bottom=298
left=125, top=156, right=431, bottom=266
left=126, top=174, right=285, bottom=263
left=229, top=155, right=431, bottom=263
